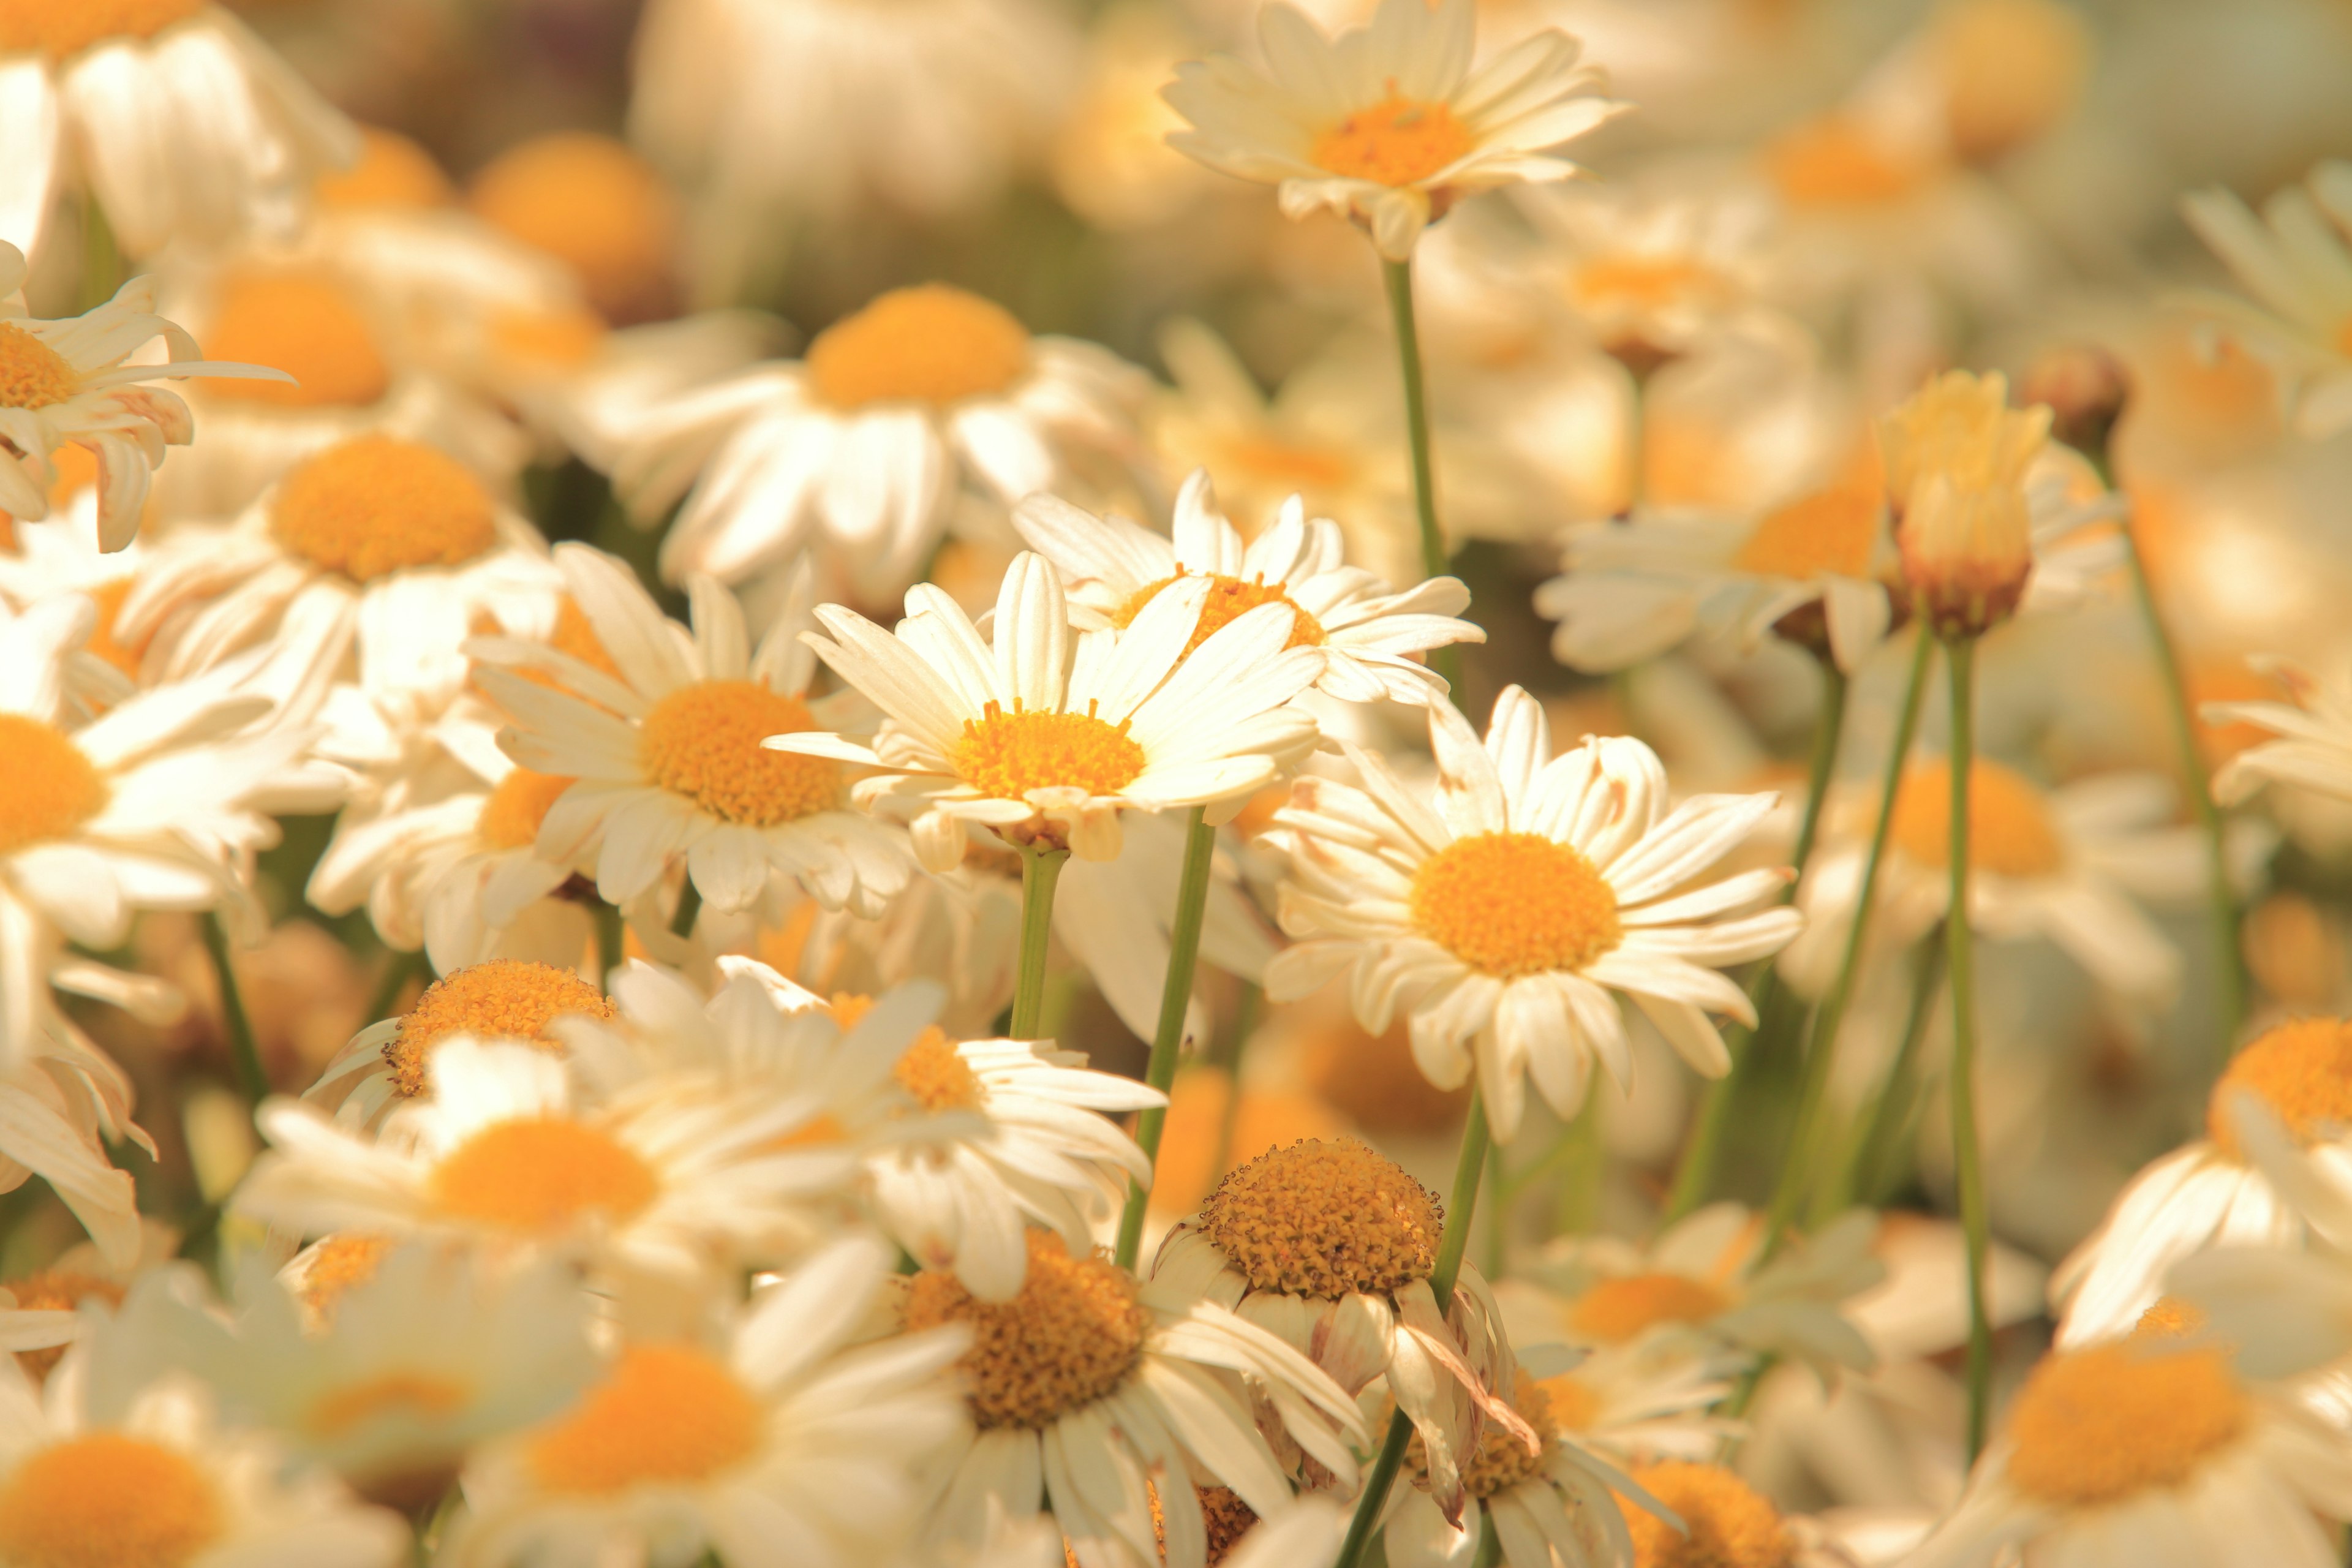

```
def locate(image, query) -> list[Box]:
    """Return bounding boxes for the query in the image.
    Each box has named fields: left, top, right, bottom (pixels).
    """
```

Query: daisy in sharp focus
left=772, top=549, right=1325, bottom=872
left=471, top=544, right=916, bottom=926
left=1163, top=0, right=1626, bottom=260
left=1014, top=469, right=1485, bottom=706
left=609, top=283, right=1149, bottom=600
left=1261, top=685, right=1804, bottom=1144
left=2179, top=161, right=2352, bottom=440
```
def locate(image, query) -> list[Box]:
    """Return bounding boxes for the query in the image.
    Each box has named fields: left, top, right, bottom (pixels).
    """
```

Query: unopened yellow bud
left=1879, top=370, right=2051, bottom=637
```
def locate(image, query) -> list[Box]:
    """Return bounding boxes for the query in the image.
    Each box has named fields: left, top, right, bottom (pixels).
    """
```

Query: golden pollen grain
left=1196, top=1137, right=1441, bottom=1298
left=894, top=1027, right=983, bottom=1114
left=2006, top=1343, right=2247, bottom=1506
left=295, top=1234, right=393, bottom=1323
left=7, top=1270, right=123, bottom=1381
left=1409, top=1373, right=1553, bottom=1500
left=470, top=134, right=676, bottom=322
left=429, top=1117, right=658, bottom=1233
left=1569, top=1272, right=1730, bottom=1343
left=1622, top=1461, right=1793, bottom=1568
left=305, top=1371, right=471, bottom=1438
left=0, top=1431, right=222, bottom=1568
left=639, top=680, right=840, bottom=824
left=901, top=1231, right=1149, bottom=1429
left=202, top=271, right=390, bottom=409
left=0, top=714, right=108, bottom=855
left=2206, top=1016, right=2352, bottom=1156
left=807, top=284, right=1031, bottom=410
left=1733, top=484, right=1882, bottom=581
left=0, top=0, right=203, bottom=57
left=1410, top=831, right=1623, bottom=977
left=0, top=323, right=74, bottom=409
left=383, top=959, right=616, bottom=1098
left=951, top=703, right=1147, bottom=801
left=1113, top=573, right=1329, bottom=658
left=315, top=127, right=454, bottom=210
left=527, top=1344, right=762, bottom=1494
left=1887, top=758, right=2063, bottom=879
left=476, top=768, right=575, bottom=851
left=271, top=435, right=498, bottom=583
left=1312, top=91, right=1474, bottom=187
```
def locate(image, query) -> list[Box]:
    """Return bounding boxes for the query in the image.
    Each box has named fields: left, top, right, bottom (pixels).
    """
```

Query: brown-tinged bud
left=2018, top=342, right=2131, bottom=464
left=1879, top=370, right=2051, bottom=638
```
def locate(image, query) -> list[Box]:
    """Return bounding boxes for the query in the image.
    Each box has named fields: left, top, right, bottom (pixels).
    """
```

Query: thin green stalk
left=202, top=913, right=268, bottom=1106
left=365, top=949, right=426, bottom=1023
left=1115, top=809, right=1217, bottom=1270
left=1833, top=932, right=1947, bottom=1213
left=1762, top=632, right=1934, bottom=1248
left=1380, top=256, right=1462, bottom=695
left=2122, top=530, right=2244, bottom=1057
left=595, top=900, right=626, bottom=981
left=1482, top=1139, right=1507, bottom=1281
left=1333, top=1095, right=1493, bottom=1568
left=1009, top=841, right=1069, bottom=1042
left=669, top=879, right=703, bottom=939
left=1943, top=636, right=1994, bottom=1462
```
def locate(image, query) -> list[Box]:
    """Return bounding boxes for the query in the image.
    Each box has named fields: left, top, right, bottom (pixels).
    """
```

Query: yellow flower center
left=1572, top=257, right=1719, bottom=315
left=0, top=713, right=108, bottom=856
left=638, top=680, right=840, bottom=826
left=202, top=271, right=391, bottom=409
left=0, top=1433, right=222, bottom=1568
left=2206, top=1016, right=2352, bottom=1157
left=1621, top=1461, right=1793, bottom=1568
left=527, top=1344, right=763, bottom=1494
left=1197, top=1486, right=1259, bottom=1566
left=1535, top=1371, right=1604, bottom=1432
left=305, top=1371, right=472, bottom=1438
left=476, top=768, right=575, bottom=851
left=1765, top=114, right=1932, bottom=208
left=271, top=435, right=497, bottom=583
left=1113, top=573, right=1329, bottom=658
left=950, top=701, right=1147, bottom=802
left=6, top=1270, right=123, bottom=1381
left=1733, top=484, right=1882, bottom=582
left=1196, top=1137, right=1441, bottom=1299
left=1887, top=759, right=2064, bottom=879
left=1217, top=434, right=1354, bottom=494
left=315, top=127, right=453, bottom=210
left=1409, top=1373, right=1554, bottom=1501
left=2005, top=1343, right=2248, bottom=1507
left=0, top=323, right=74, bottom=409
left=295, top=1234, right=393, bottom=1323
left=1410, top=832, right=1623, bottom=978
left=383, top=958, right=616, bottom=1098
left=805, top=284, right=1031, bottom=411
left=1569, top=1273, right=1730, bottom=1344
left=429, top=1117, right=659, bottom=1234
left=1311, top=90, right=1475, bottom=187
left=0, top=0, right=203, bottom=58
left=488, top=307, right=609, bottom=371
left=894, top=1027, right=984, bottom=1114
left=469, top=134, right=676, bottom=322
left=901, top=1231, right=1149, bottom=1429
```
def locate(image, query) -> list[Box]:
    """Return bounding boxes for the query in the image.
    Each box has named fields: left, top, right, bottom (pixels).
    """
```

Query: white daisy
left=2209, top=655, right=2352, bottom=811
left=2179, top=161, right=2352, bottom=440
left=1513, top=179, right=1784, bottom=366
left=1014, top=469, right=1485, bottom=706
left=774, top=549, right=1324, bottom=872
left=609, top=283, right=1149, bottom=600
left=471, top=545, right=916, bottom=924
left=464, top=131, right=681, bottom=328
left=1261, top=685, right=1803, bottom=1144
left=1163, top=0, right=1625, bottom=260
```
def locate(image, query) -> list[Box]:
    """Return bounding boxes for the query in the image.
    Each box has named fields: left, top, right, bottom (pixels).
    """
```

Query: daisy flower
left=472, top=545, right=916, bottom=924
left=1163, top=0, right=1624, bottom=260
left=609, top=284, right=1149, bottom=599
left=775, top=549, right=1324, bottom=872
left=1515, top=180, right=1783, bottom=368
left=908, top=1227, right=1366, bottom=1568
left=466, top=132, right=680, bottom=326
left=2209, top=655, right=2352, bottom=810
left=0, top=2, right=356, bottom=260
left=450, top=1234, right=972, bottom=1568
left=1261, top=685, right=1803, bottom=1144
left=1014, top=470, right=1485, bottom=706
left=2180, top=162, right=2352, bottom=439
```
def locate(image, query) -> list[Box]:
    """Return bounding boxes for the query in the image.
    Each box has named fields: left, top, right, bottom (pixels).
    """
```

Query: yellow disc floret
left=271, top=435, right=499, bottom=583
left=469, top=134, right=676, bottom=323
left=1409, top=1372, right=1553, bottom=1500
left=2207, top=1016, right=2352, bottom=1157
left=305, top=1371, right=470, bottom=1438
left=476, top=768, right=575, bottom=851
left=6, top=1270, right=123, bottom=1381
left=1621, top=1461, right=1794, bottom=1568
left=202, top=271, right=390, bottom=409
left=806, top=284, right=1031, bottom=410
left=429, top=1117, right=658, bottom=1234
left=1887, top=758, right=2064, bottom=879
left=1569, top=1272, right=1730, bottom=1344
left=1195, top=1137, right=1441, bottom=1299
left=639, top=680, right=840, bottom=824
left=1313, top=91, right=1475, bottom=187
left=527, top=1344, right=762, bottom=1494
left=2006, top=1343, right=2248, bottom=1507
left=383, top=959, right=616, bottom=1097
left=0, top=714, right=108, bottom=856
left=1113, top=573, right=1329, bottom=658
left=1410, top=831, right=1623, bottom=978
left=0, top=0, right=203, bottom=58
left=315, top=127, right=454, bottom=210
left=0, top=323, right=74, bottom=409
left=295, top=1234, right=393, bottom=1325
left=1765, top=115, right=1932, bottom=208
left=0, top=1431, right=222, bottom=1568
left=901, top=1231, right=1149, bottom=1430
left=951, top=702, right=1148, bottom=801
left=1733, top=483, right=1883, bottom=582
left=1197, top=1485, right=1258, bottom=1566
left=894, top=1027, right=984, bottom=1114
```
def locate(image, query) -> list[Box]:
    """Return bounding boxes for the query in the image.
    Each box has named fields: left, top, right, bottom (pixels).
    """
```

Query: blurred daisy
left=2210, top=656, right=2352, bottom=810
left=1164, top=0, right=1625, bottom=260
left=0, top=2, right=356, bottom=260
left=1014, top=470, right=1484, bottom=706
left=452, top=1234, right=971, bottom=1568
left=467, top=132, right=680, bottom=326
left=472, top=545, right=915, bottom=924
left=610, top=284, right=1148, bottom=598
left=908, top=1227, right=1365, bottom=1568
left=1513, top=179, right=1784, bottom=366
left=1262, top=686, right=1803, bottom=1143
left=2180, top=162, right=2352, bottom=440
left=777, top=551, right=1324, bottom=871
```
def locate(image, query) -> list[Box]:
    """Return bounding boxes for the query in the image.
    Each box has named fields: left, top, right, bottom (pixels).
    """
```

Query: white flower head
left=2180, top=160, right=2352, bottom=440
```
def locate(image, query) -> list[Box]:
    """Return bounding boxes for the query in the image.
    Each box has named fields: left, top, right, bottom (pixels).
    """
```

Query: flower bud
left=1880, top=370, right=2051, bottom=638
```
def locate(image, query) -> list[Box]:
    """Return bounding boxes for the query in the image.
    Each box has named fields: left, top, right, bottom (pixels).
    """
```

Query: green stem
left=1943, top=636, right=1994, bottom=1463
left=202, top=913, right=268, bottom=1106
left=1333, top=1095, right=1492, bottom=1568
left=669, top=879, right=703, bottom=940
left=2122, top=529, right=2244, bottom=1057
left=364, top=949, right=425, bottom=1024
left=1761, top=632, right=1934, bottom=1248
left=595, top=900, right=626, bottom=981
left=1381, top=256, right=1463, bottom=696
left=1115, top=809, right=1216, bottom=1270
left=1834, top=932, right=1947, bottom=1212
left=1009, top=841, right=1069, bottom=1042
left=1482, top=1139, right=1507, bottom=1280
